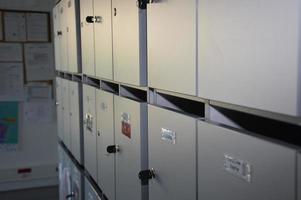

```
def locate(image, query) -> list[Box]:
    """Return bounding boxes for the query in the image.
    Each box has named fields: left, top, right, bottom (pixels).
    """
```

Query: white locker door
left=198, top=121, right=296, bottom=200
left=96, top=90, right=115, bottom=200
left=56, top=78, right=64, bottom=141
left=66, top=0, right=79, bottom=73
left=83, top=85, right=97, bottom=180
left=198, top=0, right=301, bottom=117
left=114, top=96, right=148, bottom=200
left=112, top=0, right=147, bottom=86
left=147, top=0, right=196, bottom=96
left=53, top=5, right=61, bottom=71
left=148, top=105, right=197, bottom=200
left=94, top=0, right=113, bottom=80
left=62, top=79, right=71, bottom=149
left=80, top=0, right=95, bottom=76
left=69, top=81, right=81, bottom=163
left=60, top=0, right=69, bottom=72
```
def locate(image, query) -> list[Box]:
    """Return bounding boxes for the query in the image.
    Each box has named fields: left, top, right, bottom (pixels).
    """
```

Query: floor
left=0, top=186, right=59, bottom=200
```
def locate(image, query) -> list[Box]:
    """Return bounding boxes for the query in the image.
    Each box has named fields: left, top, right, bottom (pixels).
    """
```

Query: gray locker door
left=60, top=0, right=69, bottom=72
left=69, top=81, right=81, bottom=163
left=198, top=0, right=301, bottom=117
left=62, top=79, right=71, bottom=149
left=198, top=121, right=296, bottom=200
left=148, top=105, right=196, bottom=200
left=56, top=78, right=64, bottom=141
left=94, top=0, right=113, bottom=80
left=83, top=85, right=97, bottom=180
left=147, top=0, right=196, bottom=96
left=66, top=0, right=79, bottom=73
left=58, top=145, right=72, bottom=200
left=298, top=153, right=301, bottom=200
left=71, top=161, right=82, bottom=200
left=96, top=90, right=115, bottom=200
left=114, top=96, right=148, bottom=200
left=112, top=0, right=147, bottom=86
left=53, top=5, right=61, bottom=71
left=80, top=0, right=95, bottom=76
left=85, top=178, right=102, bottom=200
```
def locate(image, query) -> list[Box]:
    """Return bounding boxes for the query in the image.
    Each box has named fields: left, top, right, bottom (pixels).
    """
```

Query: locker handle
left=107, top=145, right=119, bottom=153
left=65, top=192, right=75, bottom=199
left=113, top=8, right=117, bottom=17
left=57, top=31, right=62, bottom=36
left=138, top=169, right=155, bottom=185
left=86, top=16, right=94, bottom=23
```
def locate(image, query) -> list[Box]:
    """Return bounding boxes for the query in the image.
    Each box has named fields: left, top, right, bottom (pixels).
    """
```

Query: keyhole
left=114, top=8, right=117, bottom=16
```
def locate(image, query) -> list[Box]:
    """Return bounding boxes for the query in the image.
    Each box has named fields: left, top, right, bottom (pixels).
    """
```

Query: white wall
left=0, top=0, right=54, bottom=12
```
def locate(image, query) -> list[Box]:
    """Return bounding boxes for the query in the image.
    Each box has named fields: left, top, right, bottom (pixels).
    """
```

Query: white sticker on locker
left=161, top=128, right=176, bottom=144
left=85, top=113, right=93, bottom=132
left=223, top=154, right=252, bottom=182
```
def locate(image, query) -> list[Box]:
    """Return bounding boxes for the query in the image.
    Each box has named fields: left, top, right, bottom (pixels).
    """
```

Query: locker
left=70, top=160, right=83, bottom=200
left=53, top=5, right=61, bottom=71
left=80, top=0, right=95, bottom=76
left=62, top=79, right=71, bottom=149
left=114, top=96, right=148, bottom=200
left=56, top=78, right=64, bottom=141
left=197, top=121, right=296, bottom=200
left=147, top=0, right=197, bottom=96
left=94, top=0, right=113, bottom=80
left=83, top=84, right=97, bottom=180
left=112, top=0, right=147, bottom=86
left=85, top=178, right=102, bottom=200
left=60, top=0, right=69, bottom=72
left=96, top=90, right=115, bottom=200
left=198, top=0, right=301, bottom=116
left=58, top=145, right=72, bottom=200
left=69, top=81, right=81, bottom=163
left=147, top=105, right=197, bottom=200
left=66, top=0, right=79, bottom=73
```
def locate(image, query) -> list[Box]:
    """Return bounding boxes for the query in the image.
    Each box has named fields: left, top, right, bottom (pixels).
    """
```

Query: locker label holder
left=121, top=113, right=131, bottom=139
left=161, top=128, right=176, bottom=144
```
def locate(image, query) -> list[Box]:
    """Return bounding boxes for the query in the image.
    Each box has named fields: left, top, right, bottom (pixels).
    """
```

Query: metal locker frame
left=80, top=0, right=95, bottom=76
left=198, top=0, right=301, bottom=117
left=62, top=79, right=71, bottom=149
left=197, top=121, right=296, bottom=200
left=147, top=0, right=197, bottom=96
left=147, top=105, right=197, bottom=200
left=96, top=90, right=115, bottom=200
left=56, top=77, right=64, bottom=141
left=69, top=81, right=81, bottom=163
left=112, top=0, right=147, bottom=86
left=83, top=84, right=98, bottom=181
left=85, top=177, right=102, bottom=200
left=114, top=95, right=148, bottom=200
left=53, top=5, right=62, bottom=71
left=94, top=0, right=113, bottom=80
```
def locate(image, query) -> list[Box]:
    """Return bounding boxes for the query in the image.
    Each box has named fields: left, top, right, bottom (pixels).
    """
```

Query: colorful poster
left=0, top=102, right=19, bottom=144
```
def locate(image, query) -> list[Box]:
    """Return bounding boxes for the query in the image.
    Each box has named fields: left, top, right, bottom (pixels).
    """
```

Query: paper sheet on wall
left=24, top=43, right=55, bottom=81
left=0, top=63, right=24, bottom=101
left=24, top=100, right=54, bottom=123
left=3, top=12, right=26, bottom=41
left=0, top=43, right=23, bottom=62
left=26, top=13, right=49, bottom=41
left=0, top=102, right=19, bottom=152
left=0, top=12, right=3, bottom=41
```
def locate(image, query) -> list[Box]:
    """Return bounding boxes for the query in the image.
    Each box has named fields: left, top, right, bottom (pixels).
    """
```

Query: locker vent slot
left=83, top=76, right=100, bottom=88
left=120, top=85, right=147, bottom=102
left=101, top=80, right=119, bottom=94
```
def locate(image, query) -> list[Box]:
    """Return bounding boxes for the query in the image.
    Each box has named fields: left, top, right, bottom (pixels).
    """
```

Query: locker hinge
left=138, top=169, right=155, bottom=185
left=107, top=145, right=120, bottom=153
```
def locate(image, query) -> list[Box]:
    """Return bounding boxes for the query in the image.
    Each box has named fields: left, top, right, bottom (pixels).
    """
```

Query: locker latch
left=107, top=145, right=120, bottom=154
left=138, top=169, right=155, bottom=185
left=86, top=16, right=94, bottom=23
left=57, top=31, right=62, bottom=36
left=65, top=192, right=75, bottom=199
left=94, top=16, right=103, bottom=23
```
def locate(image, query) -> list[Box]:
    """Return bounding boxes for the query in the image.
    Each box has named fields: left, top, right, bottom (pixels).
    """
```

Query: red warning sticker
left=121, top=113, right=131, bottom=139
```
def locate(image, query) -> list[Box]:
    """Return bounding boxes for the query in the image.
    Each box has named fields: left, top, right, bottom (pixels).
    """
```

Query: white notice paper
left=26, top=13, right=49, bottom=41
left=4, top=12, right=26, bottom=41
left=24, top=100, right=54, bottom=123
left=0, top=12, right=3, bottom=41
left=24, top=43, right=54, bottom=81
left=0, top=43, right=23, bottom=62
left=0, top=63, right=24, bottom=101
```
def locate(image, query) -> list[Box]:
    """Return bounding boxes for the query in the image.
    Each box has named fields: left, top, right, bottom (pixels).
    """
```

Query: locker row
left=53, top=0, right=301, bottom=118
left=56, top=77, right=301, bottom=200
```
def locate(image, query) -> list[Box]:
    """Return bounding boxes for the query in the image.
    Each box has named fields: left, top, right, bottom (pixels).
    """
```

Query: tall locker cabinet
left=147, top=0, right=197, bottom=95
left=114, top=96, right=148, bottom=200
left=60, top=0, right=69, bottom=72
left=80, top=0, right=95, bottom=76
left=53, top=5, right=62, bottom=71
left=58, top=145, right=72, bottom=200
left=197, top=121, right=297, bottom=200
left=96, top=90, right=115, bottom=200
left=198, top=0, right=301, bottom=117
left=112, top=0, right=147, bottom=86
left=83, top=85, right=98, bottom=181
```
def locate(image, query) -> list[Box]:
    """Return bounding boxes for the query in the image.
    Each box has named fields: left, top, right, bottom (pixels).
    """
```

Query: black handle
left=86, top=16, right=94, bottom=23
left=138, top=169, right=155, bottom=185
left=57, top=31, right=62, bottom=36
left=66, top=193, right=75, bottom=199
left=107, top=145, right=119, bottom=154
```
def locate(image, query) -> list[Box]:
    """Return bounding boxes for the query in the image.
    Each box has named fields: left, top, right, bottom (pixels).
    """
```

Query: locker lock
left=138, top=169, right=155, bottom=185
left=107, top=145, right=120, bottom=154
left=65, top=192, right=75, bottom=199
left=86, top=16, right=94, bottom=23
left=57, top=31, right=62, bottom=36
